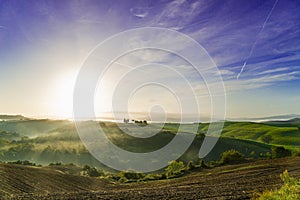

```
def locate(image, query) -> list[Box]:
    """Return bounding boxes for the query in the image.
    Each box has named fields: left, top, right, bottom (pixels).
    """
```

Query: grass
left=220, top=121, right=300, bottom=146
left=0, top=119, right=73, bottom=137
left=0, top=119, right=298, bottom=169
left=254, top=170, right=300, bottom=200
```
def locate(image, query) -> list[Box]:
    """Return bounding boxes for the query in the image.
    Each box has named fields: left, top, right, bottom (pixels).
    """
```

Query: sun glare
left=51, top=70, right=113, bottom=119
left=51, top=71, right=78, bottom=119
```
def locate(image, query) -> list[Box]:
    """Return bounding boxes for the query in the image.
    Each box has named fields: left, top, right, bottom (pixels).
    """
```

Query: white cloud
left=224, top=71, right=299, bottom=92
left=130, top=7, right=149, bottom=18
left=258, top=67, right=289, bottom=75
left=218, top=69, right=235, bottom=76
left=147, top=0, right=207, bottom=30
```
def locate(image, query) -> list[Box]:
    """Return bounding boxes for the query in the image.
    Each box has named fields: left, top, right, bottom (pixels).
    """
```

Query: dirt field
left=1, top=157, right=300, bottom=199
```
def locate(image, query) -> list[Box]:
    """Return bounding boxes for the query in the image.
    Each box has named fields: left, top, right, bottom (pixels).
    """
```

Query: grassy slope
left=0, top=119, right=298, bottom=167
left=103, top=123, right=272, bottom=162
left=0, top=121, right=272, bottom=167
left=219, top=121, right=300, bottom=146
left=0, top=119, right=72, bottom=137
left=1, top=119, right=298, bottom=147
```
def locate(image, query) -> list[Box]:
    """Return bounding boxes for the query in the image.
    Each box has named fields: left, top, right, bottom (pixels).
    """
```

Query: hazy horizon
left=1, top=112, right=300, bottom=123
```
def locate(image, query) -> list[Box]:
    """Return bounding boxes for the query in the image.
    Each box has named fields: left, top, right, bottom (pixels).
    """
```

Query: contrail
left=237, top=0, right=279, bottom=80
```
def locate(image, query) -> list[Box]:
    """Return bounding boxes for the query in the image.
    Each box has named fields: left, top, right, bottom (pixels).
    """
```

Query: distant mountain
left=286, top=118, right=300, bottom=123
left=266, top=118, right=300, bottom=123
left=262, top=118, right=300, bottom=128
left=0, top=114, right=29, bottom=121
left=230, top=114, right=300, bottom=122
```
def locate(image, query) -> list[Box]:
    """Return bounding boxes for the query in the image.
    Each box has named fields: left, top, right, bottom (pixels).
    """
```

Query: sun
left=50, top=70, right=113, bottom=119
left=51, top=70, right=78, bottom=119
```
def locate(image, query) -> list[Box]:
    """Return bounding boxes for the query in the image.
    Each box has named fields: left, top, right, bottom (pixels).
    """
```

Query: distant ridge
left=287, top=118, right=300, bottom=123
left=230, top=114, right=300, bottom=122
left=268, top=118, right=300, bottom=123
left=262, top=117, right=300, bottom=127
left=1, top=113, right=300, bottom=123
left=0, top=114, right=29, bottom=121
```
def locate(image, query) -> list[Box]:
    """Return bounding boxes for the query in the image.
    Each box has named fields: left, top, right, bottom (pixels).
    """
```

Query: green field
left=0, top=118, right=299, bottom=170
left=221, top=121, right=300, bottom=146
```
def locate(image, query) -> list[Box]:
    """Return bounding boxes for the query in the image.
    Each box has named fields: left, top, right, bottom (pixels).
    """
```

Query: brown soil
left=1, top=157, right=300, bottom=200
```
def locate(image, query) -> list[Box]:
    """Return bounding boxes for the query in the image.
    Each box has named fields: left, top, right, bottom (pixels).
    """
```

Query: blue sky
left=0, top=0, right=299, bottom=119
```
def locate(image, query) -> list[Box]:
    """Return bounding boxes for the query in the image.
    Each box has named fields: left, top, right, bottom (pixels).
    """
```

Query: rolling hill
left=0, top=162, right=112, bottom=198
left=0, top=121, right=273, bottom=167
left=0, top=118, right=298, bottom=169
left=1, top=157, right=300, bottom=199
left=0, top=117, right=299, bottom=199
left=0, top=119, right=73, bottom=137
left=220, top=121, right=300, bottom=146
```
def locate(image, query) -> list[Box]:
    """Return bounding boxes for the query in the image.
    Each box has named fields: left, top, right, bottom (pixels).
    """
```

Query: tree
left=198, top=159, right=207, bottom=168
left=185, top=161, right=196, bottom=171
left=165, top=160, right=185, bottom=178
left=250, top=151, right=256, bottom=158
left=220, top=149, right=245, bottom=164
left=272, top=146, right=291, bottom=158
left=261, top=135, right=273, bottom=144
left=118, top=171, right=145, bottom=182
left=83, top=165, right=104, bottom=177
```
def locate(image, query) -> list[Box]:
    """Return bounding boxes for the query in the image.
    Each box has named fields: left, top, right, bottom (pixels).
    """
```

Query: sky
left=0, top=0, right=299, bottom=120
